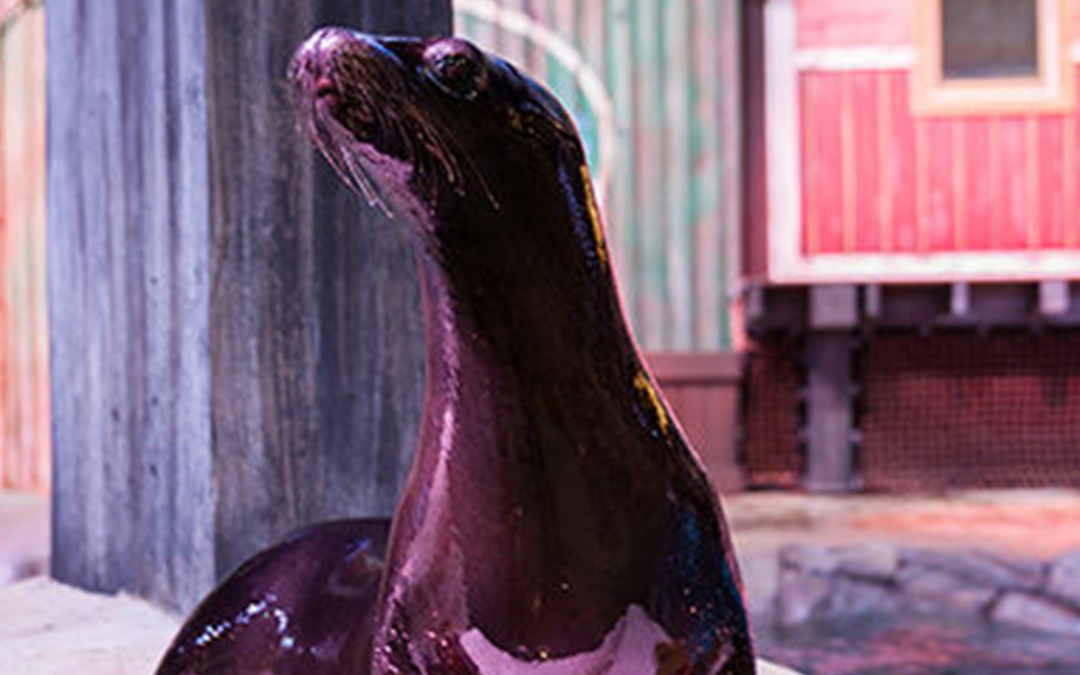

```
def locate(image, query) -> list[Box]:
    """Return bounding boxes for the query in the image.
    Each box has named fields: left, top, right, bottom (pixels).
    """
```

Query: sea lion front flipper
left=155, top=519, right=388, bottom=675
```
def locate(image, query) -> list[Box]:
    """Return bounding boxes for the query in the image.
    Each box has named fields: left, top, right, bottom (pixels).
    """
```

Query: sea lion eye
left=424, top=39, right=488, bottom=100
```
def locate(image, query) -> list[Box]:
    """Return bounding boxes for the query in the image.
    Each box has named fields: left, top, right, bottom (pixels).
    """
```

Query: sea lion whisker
left=312, top=124, right=371, bottom=202
left=423, top=115, right=500, bottom=211
left=340, top=144, right=394, bottom=219
left=318, top=117, right=394, bottom=218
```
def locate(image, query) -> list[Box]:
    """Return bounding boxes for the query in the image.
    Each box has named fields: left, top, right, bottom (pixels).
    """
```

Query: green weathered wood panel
left=455, top=0, right=741, bottom=351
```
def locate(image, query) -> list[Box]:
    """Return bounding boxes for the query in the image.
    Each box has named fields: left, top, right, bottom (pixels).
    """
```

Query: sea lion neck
left=412, top=157, right=638, bottom=401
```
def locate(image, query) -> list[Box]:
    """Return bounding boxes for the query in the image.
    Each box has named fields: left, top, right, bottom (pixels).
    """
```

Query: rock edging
left=776, top=544, right=1080, bottom=638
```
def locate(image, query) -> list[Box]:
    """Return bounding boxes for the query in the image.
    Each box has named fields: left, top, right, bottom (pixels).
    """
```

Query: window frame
left=913, top=0, right=1074, bottom=115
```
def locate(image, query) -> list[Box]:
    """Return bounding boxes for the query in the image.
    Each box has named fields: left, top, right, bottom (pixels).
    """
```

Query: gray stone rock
left=895, top=567, right=998, bottom=616
left=779, top=544, right=842, bottom=576
left=899, top=547, right=1045, bottom=592
left=776, top=566, right=832, bottom=626
left=818, top=577, right=901, bottom=618
left=1046, top=548, right=1080, bottom=610
left=775, top=546, right=900, bottom=625
left=779, top=544, right=898, bottom=581
left=834, top=545, right=899, bottom=582
left=991, top=593, right=1080, bottom=638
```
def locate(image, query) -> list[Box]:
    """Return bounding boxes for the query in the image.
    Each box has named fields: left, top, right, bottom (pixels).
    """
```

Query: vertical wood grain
left=632, top=0, right=668, bottom=348
left=810, top=74, right=845, bottom=253
left=962, top=118, right=992, bottom=250
left=915, top=117, right=929, bottom=252
left=664, top=0, right=692, bottom=351
left=49, top=0, right=449, bottom=612
left=989, top=117, right=1003, bottom=248
left=999, top=116, right=1029, bottom=250
left=1039, top=117, right=1066, bottom=249
left=877, top=73, right=893, bottom=252
left=717, top=0, right=740, bottom=348
left=49, top=0, right=216, bottom=611
left=850, top=73, right=880, bottom=252
left=0, top=3, right=48, bottom=493
left=1026, top=116, right=1041, bottom=250
left=840, top=75, right=856, bottom=253
left=889, top=72, right=918, bottom=252
left=692, top=0, right=722, bottom=348
left=795, top=66, right=1080, bottom=262
left=801, top=75, right=819, bottom=254
left=925, top=119, right=954, bottom=252
left=952, top=120, right=967, bottom=251
left=1065, top=115, right=1077, bottom=248
left=606, top=0, right=634, bottom=308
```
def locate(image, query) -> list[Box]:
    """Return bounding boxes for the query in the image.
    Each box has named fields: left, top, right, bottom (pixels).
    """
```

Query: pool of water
left=757, top=613, right=1080, bottom=675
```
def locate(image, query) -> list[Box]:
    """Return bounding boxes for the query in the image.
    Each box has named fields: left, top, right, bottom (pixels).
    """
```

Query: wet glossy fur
left=155, top=29, right=754, bottom=675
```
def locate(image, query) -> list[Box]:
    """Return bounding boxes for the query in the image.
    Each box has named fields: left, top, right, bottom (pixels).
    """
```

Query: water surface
left=758, top=613, right=1080, bottom=675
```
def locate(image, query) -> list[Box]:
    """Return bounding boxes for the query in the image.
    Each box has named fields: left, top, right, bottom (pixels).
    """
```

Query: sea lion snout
left=289, top=30, right=505, bottom=219
left=289, top=28, right=395, bottom=120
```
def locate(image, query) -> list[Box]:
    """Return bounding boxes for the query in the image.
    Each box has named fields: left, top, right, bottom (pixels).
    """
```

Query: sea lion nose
left=289, top=28, right=393, bottom=91
left=295, top=28, right=386, bottom=68
left=291, top=27, right=347, bottom=81
left=306, top=27, right=354, bottom=59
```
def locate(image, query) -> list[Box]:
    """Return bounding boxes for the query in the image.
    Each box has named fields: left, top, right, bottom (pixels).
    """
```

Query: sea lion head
left=290, top=27, right=619, bottom=376
left=289, top=29, right=589, bottom=241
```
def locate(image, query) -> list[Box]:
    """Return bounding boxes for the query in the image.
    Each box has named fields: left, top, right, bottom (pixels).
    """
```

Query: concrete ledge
left=0, top=577, right=803, bottom=675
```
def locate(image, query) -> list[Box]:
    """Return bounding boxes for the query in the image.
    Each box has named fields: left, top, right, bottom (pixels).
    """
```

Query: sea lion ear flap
left=423, top=38, right=490, bottom=101
left=520, top=79, right=578, bottom=142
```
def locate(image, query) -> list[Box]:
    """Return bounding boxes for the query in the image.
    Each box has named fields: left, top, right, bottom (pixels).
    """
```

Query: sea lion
left=155, top=520, right=389, bottom=675
left=156, top=28, right=754, bottom=675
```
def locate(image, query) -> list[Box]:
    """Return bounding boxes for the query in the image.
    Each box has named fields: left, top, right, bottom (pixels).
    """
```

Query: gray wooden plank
left=49, top=0, right=450, bottom=612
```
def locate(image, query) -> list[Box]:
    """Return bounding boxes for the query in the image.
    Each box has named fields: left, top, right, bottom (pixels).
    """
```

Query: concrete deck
left=3, top=488, right=1079, bottom=674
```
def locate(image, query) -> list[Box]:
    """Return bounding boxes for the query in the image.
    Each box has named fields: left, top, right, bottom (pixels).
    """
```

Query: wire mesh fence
left=860, top=330, right=1080, bottom=491
left=742, top=335, right=804, bottom=489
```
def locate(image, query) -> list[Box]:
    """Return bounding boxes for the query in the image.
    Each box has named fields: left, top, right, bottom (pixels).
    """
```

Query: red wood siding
left=0, top=1, right=49, bottom=493
left=797, top=0, right=912, bottom=49
left=800, top=69, right=1080, bottom=257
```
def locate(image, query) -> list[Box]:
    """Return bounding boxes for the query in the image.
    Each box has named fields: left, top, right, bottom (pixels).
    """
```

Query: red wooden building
left=742, top=0, right=1080, bottom=491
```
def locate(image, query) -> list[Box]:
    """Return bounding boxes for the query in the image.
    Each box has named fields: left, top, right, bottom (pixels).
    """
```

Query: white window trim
left=912, top=0, right=1075, bottom=116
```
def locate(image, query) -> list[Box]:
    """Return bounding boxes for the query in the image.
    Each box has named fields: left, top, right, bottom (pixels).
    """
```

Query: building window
left=914, top=0, right=1073, bottom=114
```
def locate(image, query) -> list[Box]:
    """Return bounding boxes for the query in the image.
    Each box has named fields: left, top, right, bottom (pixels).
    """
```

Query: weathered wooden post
left=47, top=0, right=451, bottom=612
left=804, top=286, right=859, bottom=492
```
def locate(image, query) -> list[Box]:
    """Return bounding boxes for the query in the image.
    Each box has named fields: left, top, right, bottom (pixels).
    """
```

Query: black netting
left=742, top=335, right=804, bottom=488
left=860, top=330, right=1080, bottom=491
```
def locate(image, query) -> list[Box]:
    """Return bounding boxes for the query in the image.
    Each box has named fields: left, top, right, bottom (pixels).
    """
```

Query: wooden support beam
left=1040, top=281, right=1071, bottom=316
left=48, top=0, right=451, bottom=612
left=804, top=331, right=856, bottom=493
left=810, top=285, right=858, bottom=329
left=950, top=282, right=971, bottom=317
left=863, top=284, right=882, bottom=320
